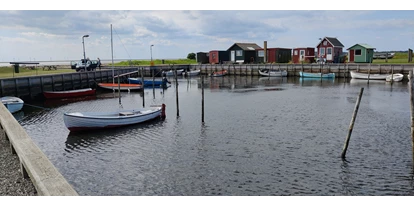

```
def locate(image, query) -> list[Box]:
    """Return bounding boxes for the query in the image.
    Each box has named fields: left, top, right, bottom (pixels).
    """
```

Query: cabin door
left=326, top=47, right=332, bottom=61
left=349, top=50, right=354, bottom=62
left=299, top=50, right=305, bottom=62
left=231, top=51, right=235, bottom=62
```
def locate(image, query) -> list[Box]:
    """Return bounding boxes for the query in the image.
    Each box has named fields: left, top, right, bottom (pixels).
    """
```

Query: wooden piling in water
left=175, top=68, right=179, bottom=117
left=201, top=75, right=204, bottom=123
left=409, top=70, right=414, bottom=164
left=141, top=67, right=145, bottom=108
left=391, top=65, right=394, bottom=84
left=341, top=87, right=364, bottom=159
left=367, top=64, right=371, bottom=84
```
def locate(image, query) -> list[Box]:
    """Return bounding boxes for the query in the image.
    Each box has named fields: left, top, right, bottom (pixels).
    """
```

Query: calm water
left=16, top=76, right=414, bottom=196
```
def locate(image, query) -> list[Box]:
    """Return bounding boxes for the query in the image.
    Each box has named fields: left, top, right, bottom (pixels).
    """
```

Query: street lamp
left=150, top=44, right=154, bottom=62
left=82, top=34, right=89, bottom=70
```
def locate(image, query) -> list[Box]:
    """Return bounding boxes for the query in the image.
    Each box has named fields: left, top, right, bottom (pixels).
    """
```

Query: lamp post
left=82, top=34, right=89, bottom=70
left=150, top=44, right=154, bottom=63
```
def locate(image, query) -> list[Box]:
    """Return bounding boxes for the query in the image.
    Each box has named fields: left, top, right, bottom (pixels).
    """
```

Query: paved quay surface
left=0, top=129, right=37, bottom=196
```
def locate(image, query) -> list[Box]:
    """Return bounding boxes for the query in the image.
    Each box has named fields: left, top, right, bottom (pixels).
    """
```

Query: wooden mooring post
left=201, top=75, right=205, bottom=123
left=341, top=87, right=364, bottom=159
left=175, top=68, right=179, bottom=117
left=367, top=64, right=371, bottom=84
left=409, top=70, right=414, bottom=163
left=141, top=67, right=145, bottom=108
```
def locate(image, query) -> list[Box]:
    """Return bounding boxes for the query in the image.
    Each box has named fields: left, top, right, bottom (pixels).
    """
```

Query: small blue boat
left=128, top=78, right=169, bottom=88
left=299, top=71, right=335, bottom=78
left=1, top=96, right=24, bottom=113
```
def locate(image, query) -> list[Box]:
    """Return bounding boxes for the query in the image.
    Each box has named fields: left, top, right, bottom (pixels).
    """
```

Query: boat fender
left=161, top=104, right=166, bottom=119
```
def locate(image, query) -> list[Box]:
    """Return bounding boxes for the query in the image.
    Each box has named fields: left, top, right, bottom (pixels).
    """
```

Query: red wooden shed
left=209, top=50, right=229, bottom=64
left=292, top=47, right=315, bottom=63
left=316, top=37, right=344, bottom=63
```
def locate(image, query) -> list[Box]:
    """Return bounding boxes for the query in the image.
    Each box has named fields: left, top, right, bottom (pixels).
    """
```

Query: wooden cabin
left=196, top=52, right=209, bottom=64
left=227, top=43, right=262, bottom=64
left=316, top=37, right=344, bottom=63
left=292, top=47, right=315, bottom=63
left=209, top=50, right=229, bottom=64
left=256, top=48, right=292, bottom=63
left=347, top=44, right=375, bottom=63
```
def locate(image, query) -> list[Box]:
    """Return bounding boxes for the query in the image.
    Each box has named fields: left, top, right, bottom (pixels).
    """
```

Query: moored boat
left=258, top=69, right=287, bottom=77
left=162, top=69, right=184, bottom=76
left=127, top=78, right=169, bottom=87
left=1, top=96, right=24, bottom=113
left=43, top=88, right=96, bottom=99
left=98, top=83, right=142, bottom=91
left=63, top=104, right=166, bottom=132
left=350, top=71, right=388, bottom=80
left=385, top=73, right=404, bottom=82
left=299, top=71, right=335, bottom=78
left=183, top=69, right=201, bottom=77
left=211, top=70, right=228, bottom=77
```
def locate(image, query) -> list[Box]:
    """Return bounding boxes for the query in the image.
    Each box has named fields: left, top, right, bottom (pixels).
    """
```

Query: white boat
left=258, top=69, right=287, bottom=77
left=385, top=73, right=404, bottom=82
left=1, top=96, right=24, bottom=113
left=63, top=105, right=165, bottom=132
left=350, top=71, right=389, bottom=80
left=183, top=69, right=201, bottom=77
left=162, top=69, right=184, bottom=76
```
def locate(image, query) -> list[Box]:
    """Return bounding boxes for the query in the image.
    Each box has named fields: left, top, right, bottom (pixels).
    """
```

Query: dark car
left=73, top=59, right=98, bottom=72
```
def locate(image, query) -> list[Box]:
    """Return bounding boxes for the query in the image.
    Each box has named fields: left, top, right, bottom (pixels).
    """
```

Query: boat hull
left=63, top=107, right=162, bottom=132
left=183, top=70, right=201, bottom=77
left=211, top=70, right=228, bottom=77
left=1, top=96, right=24, bottom=113
left=128, top=78, right=164, bottom=86
left=163, top=69, right=184, bottom=76
left=385, top=73, right=404, bottom=82
left=98, top=83, right=142, bottom=91
left=299, top=72, right=335, bottom=78
left=350, top=71, right=388, bottom=80
left=258, top=69, right=287, bottom=77
left=43, top=88, right=96, bottom=99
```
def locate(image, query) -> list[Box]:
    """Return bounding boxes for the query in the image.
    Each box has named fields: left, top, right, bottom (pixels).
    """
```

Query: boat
left=162, top=69, right=184, bottom=76
left=43, top=88, right=96, bottom=99
left=97, top=24, right=142, bottom=92
left=183, top=69, right=201, bottom=77
left=350, top=71, right=388, bottom=80
left=385, top=73, right=404, bottom=82
left=258, top=69, right=287, bottom=77
left=1, top=96, right=24, bottom=113
left=127, top=77, right=169, bottom=87
left=299, top=71, right=335, bottom=78
left=98, top=83, right=142, bottom=91
left=211, top=70, right=228, bottom=77
left=63, top=105, right=165, bottom=132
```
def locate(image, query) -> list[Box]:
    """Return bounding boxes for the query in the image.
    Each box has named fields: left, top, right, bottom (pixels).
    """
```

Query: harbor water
left=16, top=76, right=414, bottom=195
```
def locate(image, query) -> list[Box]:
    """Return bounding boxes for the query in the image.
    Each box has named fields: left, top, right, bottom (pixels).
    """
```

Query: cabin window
left=258, top=51, right=264, bottom=57
left=294, top=50, right=298, bottom=55
left=355, top=49, right=362, bottom=56
left=319, top=48, right=325, bottom=56
left=327, top=48, right=332, bottom=55
left=323, top=41, right=327, bottom=46
left=236, top=50, right=243, bottom=56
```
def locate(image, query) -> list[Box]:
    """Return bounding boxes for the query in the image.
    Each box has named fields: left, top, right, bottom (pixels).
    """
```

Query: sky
left=0, top=1, right=413, bottom=63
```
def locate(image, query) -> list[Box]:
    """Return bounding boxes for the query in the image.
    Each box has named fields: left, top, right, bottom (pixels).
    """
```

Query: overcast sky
left=1, top=1, right=412, bottom=62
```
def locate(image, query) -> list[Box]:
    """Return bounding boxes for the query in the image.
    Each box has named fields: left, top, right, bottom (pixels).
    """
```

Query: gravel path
left=0, top=128, right=37, bottom=196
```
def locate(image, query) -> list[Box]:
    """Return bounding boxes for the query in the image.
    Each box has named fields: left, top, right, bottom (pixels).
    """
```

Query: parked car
left=73, top=59, right=98, bottom=72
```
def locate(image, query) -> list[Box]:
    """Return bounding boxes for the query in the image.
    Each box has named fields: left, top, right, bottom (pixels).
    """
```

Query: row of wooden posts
left=128, top=67, right=412, bottom=161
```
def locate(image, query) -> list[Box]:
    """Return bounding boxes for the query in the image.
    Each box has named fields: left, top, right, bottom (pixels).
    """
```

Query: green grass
left=115, top=59, right=197, bottom=66
left=0, top=66, right=75, bottom=79
left=372, top=52, right=412, bottom=64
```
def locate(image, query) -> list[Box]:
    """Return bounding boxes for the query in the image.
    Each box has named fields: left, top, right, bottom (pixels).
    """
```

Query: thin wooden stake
left=367, top=64, right=371, bottom=84
left=175, top=68, right=179, bottom=117
left=141, top=67, right=145, bottom=108
left=409, top=70, right=414, bottom=162
left=341, top=87, right=364, bottom=159
left=201, top=75, right=205, bottom=123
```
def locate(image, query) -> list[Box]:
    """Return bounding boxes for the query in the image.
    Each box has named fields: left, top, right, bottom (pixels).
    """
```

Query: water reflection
left=18, top=75, right=414, bottom=195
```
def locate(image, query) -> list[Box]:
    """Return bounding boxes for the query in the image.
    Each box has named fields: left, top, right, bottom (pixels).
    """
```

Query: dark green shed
left=227, top=43, right=262, bottom=64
